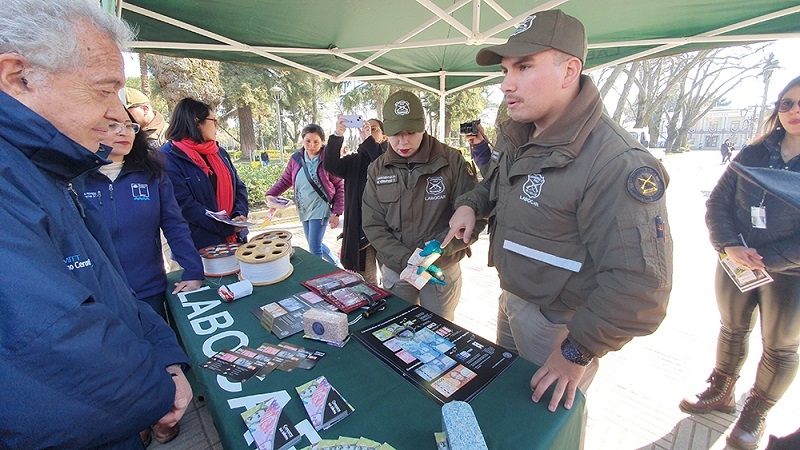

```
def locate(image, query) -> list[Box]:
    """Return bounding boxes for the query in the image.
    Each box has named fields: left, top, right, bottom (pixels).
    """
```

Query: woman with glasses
left=83, top=114, right=205, bottom=445
left=323, top=116, right=388, bottom=283
left=161, top=98, right=250, bottom=250
left=679, top=75, right=800, bottom=450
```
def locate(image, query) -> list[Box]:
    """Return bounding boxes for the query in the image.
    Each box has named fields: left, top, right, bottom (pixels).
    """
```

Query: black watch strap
left=560, top=338, right=593, bottom=366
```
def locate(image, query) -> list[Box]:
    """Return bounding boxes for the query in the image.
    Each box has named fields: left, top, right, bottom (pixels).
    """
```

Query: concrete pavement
left=157, top=150, right=800, bottom=450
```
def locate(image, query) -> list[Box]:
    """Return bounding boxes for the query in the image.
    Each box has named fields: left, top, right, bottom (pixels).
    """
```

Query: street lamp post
left=740, top=106, right=758, bottom=145
left=269, top=86, right=285, bottom=164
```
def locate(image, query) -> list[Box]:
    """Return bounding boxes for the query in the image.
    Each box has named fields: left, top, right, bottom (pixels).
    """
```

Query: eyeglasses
left=205, top=117, right=219, bottom=126
left=776, top=98, right=800, bottom=113
left=108, top=122, right=140, bottom=134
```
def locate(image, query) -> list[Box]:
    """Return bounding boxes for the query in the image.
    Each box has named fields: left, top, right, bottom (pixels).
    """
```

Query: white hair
left=0, top=0, right=135, bottom=73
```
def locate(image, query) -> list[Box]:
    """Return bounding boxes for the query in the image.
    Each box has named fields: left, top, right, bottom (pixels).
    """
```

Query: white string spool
left=198, top=243, right=241, bottom=277
left=250, top=230, right=294, bottom=256
left=236, top=238, right=293, bottom=286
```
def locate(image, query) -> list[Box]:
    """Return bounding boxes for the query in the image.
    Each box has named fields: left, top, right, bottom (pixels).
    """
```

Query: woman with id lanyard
left=679, top=76, right=800, bottom=450
left=266, top=124, right=344, bottom=266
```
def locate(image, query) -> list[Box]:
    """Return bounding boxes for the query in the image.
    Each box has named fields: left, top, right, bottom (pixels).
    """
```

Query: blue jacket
left=0, top=92, right=190, bottom=448
left=83, top=166, right=205, bottom=299
left=160, top=141, right=249, bottom=249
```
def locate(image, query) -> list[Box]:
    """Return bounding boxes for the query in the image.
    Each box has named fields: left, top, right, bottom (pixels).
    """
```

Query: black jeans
left=714, top=264, right=800, bottom=402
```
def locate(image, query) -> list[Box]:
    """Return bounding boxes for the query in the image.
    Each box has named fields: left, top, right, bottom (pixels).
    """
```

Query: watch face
left=561, top=339, right=591, bottom=366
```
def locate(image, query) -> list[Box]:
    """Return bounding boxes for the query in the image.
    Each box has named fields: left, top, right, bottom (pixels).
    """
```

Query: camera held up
left=460, top=119, right=480, bottom=135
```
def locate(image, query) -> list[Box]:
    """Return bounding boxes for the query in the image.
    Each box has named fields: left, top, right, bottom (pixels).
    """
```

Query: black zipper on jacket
left=67, top=183, right=86, bottom=219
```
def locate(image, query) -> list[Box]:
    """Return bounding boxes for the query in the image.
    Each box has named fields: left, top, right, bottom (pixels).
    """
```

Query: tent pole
left=438, top=72, right=446, bottom=141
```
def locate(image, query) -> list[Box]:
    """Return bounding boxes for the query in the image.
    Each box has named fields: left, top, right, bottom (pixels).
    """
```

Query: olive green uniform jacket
left=363, top=133, right=485, bottom=274
left=455, top=75, right=673, bottom=358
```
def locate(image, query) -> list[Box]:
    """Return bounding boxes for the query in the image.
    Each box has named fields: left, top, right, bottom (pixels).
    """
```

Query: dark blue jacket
left=83, top=166, right=205, bottom=299
left=0, top=91, right=189, bottom=448
left=160, top=141, right=249, bottom=249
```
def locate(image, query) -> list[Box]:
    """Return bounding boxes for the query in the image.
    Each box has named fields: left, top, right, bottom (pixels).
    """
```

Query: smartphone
left=341, top=114, right=365, bottom=129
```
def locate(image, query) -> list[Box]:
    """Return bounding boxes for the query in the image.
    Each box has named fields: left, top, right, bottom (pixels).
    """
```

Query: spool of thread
left=198, top=243, right=241, bottom=277
left=217, top=279, right=253, bottom=303
left=250, top=230, right=294, bottom=256
left=235, top=238, right=293, bottom=286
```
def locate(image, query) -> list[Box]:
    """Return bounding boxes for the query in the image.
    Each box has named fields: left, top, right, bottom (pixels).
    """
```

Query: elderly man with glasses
left=0, top=1, right=192, bottom=448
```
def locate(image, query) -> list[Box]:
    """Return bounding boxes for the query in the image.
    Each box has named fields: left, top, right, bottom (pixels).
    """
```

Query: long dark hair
left=124, top=110, right=165, bottom=181
left=754, top=75, right=800, bottom=145
left=166, top=97, right=213, bottom=143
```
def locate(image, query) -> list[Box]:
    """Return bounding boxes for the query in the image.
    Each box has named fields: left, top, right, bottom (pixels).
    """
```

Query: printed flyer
left=352, top=305, right=517, bottom=405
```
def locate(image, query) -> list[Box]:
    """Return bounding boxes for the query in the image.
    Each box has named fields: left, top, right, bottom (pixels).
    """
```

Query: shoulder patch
left=626, top=166, right=665, bottom=203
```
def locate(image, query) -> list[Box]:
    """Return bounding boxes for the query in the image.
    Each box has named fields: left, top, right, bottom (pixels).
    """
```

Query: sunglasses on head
left=776, top=98, right=800, bottom=113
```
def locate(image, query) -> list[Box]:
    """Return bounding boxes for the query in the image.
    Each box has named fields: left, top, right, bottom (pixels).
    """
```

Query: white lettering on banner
left=184, top=299, right=222, bottom=319
left=178, top=287, right=248, bottom=392
left=190, top=311, right=234, bottom=335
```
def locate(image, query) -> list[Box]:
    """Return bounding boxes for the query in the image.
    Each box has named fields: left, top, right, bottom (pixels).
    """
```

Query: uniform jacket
left=455, top=75, right=673, bottom=358
left=0, top=91, right=189, bottom=449
left=83, top=166, right=205, bottom=299
left=363, top=133, right=485, bottom=274
left=323, top=134, right=386, bottom=271
left=266, top=148, right=345, bottom=216
left=161, top=141, right=250, bottom=249
left=707, top=132, right=800, bottom=275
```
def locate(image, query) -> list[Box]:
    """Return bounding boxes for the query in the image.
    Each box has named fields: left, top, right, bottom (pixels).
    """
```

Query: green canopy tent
left=105, top=0, right=800, bottom=137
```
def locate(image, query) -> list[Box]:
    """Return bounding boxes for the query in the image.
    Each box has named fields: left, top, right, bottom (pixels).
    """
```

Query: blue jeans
left=302, top=218, right=340, bottom=266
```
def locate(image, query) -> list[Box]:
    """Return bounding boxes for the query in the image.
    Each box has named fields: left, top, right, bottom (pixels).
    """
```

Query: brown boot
left=727, top=390, right=774, bottom=450
left=679, top=369, right=737, bottom=414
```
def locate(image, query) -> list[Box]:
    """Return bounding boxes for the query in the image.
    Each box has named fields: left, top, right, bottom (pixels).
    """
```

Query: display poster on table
left=352, top=305, right=517, bottom=405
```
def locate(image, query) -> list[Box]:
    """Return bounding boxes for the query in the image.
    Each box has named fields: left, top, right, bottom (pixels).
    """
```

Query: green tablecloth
left=166, top=247, right=584, bottom=449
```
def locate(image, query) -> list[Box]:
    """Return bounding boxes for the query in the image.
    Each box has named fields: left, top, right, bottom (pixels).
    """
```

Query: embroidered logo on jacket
left=626, top=166, right=665, bottom=203
left=522, top=173, right=545, bottom=198
left=425, top=176, right=446, bottom=201
left=131, top=183, right=151, bottom=201
left=394, top=100, right=411, bottom=116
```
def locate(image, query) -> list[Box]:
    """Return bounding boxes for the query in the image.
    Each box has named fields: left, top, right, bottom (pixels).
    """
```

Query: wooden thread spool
left=250, top=230, right=294, bottom=256
left=198, top=243, right=241, bottom=277
left=236, top=238, right=293, bottom=286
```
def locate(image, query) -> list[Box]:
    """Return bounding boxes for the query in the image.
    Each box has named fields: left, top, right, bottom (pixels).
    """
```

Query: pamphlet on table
left=353, top=305, right=517, bottom=405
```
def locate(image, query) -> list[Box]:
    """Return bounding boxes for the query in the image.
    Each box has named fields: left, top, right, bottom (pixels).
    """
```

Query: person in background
left=444, top=10, right=672, bottom=417
left=267, top=124, right=344, bottom=266
left=462, top=121, right=492, bottom=175
left=679, top=75, right=800, bottom=450
left=84, top=114, right=203, bottom=444
left=324, top=116, right=388, bottom=284
left=363, top=90, right=485, bottom=321
left=83, top=114, right=205, bottom=320
left=125, top=86, right=169, bottom=150
left=161, top=97, right=250, bottom=250
left=261, top=150, right=270, bottom=167
left=721, top=138, right=735, bottom=164
left=0, top=0, right=192, bottom=447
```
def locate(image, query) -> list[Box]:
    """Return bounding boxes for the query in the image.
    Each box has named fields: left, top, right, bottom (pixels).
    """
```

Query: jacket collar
left=499, top=75, right=604, bottom=159
left=0, top=90, right=108, bottom=181
left=383, top=133, right=443, bottom=166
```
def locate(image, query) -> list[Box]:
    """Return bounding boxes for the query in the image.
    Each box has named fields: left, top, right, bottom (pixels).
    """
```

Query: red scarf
left=172, top=138, right=237, bottom=243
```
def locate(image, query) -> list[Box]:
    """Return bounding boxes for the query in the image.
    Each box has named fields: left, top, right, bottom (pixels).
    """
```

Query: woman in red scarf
left=161, top=98, right=250, bottom=250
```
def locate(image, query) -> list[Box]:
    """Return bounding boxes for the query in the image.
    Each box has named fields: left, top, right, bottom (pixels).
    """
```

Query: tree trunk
left=238, top=103, right=256, bottom=161
left=138, top=53, right=150, bottom=96
left=613, top=62, right=639, bottom=123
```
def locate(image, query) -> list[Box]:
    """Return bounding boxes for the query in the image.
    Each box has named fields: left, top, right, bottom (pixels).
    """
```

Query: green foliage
left=235, top=161, right=292, bottom=209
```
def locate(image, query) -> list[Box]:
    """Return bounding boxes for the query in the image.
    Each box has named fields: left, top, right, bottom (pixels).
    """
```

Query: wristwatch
left=560, top=338, right=593, bottom=366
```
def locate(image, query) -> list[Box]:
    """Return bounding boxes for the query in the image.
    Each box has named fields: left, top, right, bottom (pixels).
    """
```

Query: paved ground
left=156, top=150, right=800, bottom=450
